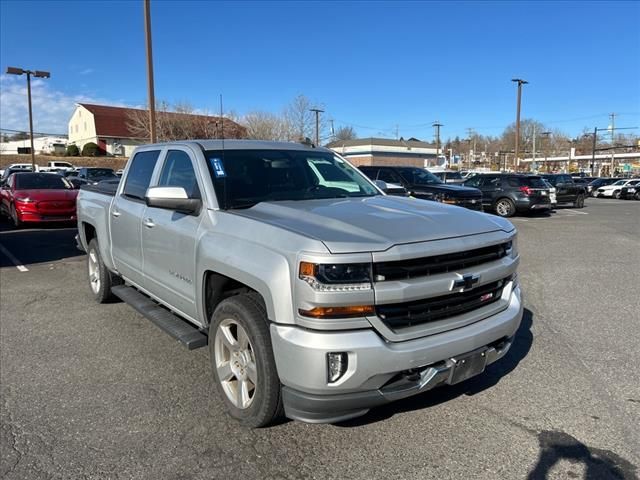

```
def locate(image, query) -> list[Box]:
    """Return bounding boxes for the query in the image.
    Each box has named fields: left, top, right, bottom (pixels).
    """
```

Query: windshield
left=612, top=180, right=626, bottom=185
left=396, top=168, right=443, bottom=186
left=205, top=149, right=379, bottom=209
left=446, top=172, right=463, bottom=180
left=86, top=168, right=116, bottom=179
left=15, top=173, right=72, bottom=190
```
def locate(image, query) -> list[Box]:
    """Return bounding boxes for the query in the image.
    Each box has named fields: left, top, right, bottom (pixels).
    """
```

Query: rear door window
left=481, top=176, right=501, bottom=188
left=123, top=150, right=161, bottom=200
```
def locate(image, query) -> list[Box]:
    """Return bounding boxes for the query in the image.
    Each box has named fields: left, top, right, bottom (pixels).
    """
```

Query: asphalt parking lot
left=1, top=198, right=639, bottom=480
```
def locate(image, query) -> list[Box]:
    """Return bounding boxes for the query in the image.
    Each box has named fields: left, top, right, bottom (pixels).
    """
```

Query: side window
left=123, top=150, right=161, bottom=200
left=157, top=150, right=200, bottom=198
left=507, top=177, right=520, bottom=188
left=464, top=175, right=482, bottom=188
left=377, top=169, right=401, bottom=184
left=481, top=176, right=500, bottom=187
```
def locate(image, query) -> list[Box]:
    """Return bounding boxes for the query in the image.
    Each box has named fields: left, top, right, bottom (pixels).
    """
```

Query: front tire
left=10, top=204, right=22, bottom=228
left=87, top=238, right=121, bottom=303
left=573, top=194, right=585, bottom=208
left=209, top=294, right=283, bottom=428
left=494, top=198, right=516, bottom=218
left=613, top=190, right=621, bottom=199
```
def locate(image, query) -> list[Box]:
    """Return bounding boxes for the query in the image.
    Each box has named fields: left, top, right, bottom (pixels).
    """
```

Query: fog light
left=327, top=352, right=348, bottom=383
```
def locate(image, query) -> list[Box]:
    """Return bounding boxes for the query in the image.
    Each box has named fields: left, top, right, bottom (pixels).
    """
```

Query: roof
left=326, top=137, right=435, bottom=149
left=77, top=103, right=244, bottom=138
left=141, top=139, right=333, bottom=152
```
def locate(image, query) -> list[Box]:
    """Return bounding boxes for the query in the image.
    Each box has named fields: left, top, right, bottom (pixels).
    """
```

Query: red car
left=0, top=172, right=78, bottom=227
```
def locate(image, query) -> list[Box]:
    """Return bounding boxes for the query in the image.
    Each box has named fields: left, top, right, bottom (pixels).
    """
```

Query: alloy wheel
left=214, top=319, right=257, bottom=409
left=88, top=249, right=101, bottom=294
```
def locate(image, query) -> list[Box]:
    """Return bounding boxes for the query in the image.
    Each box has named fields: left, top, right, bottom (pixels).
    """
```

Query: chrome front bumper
left=271, top=286, right=523, bottom=423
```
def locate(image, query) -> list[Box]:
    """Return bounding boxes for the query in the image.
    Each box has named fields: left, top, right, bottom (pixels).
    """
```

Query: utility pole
left=609, top=112, right=616, bottom=175
left=465, top=128, right=474, bottom=171
left=144, top=0, right=157, bottom=143
left=591, top=127, right=598, bottom=175
left=511, top=78, right=528, bottom=172
left=432, top=121, right=443, bottom=165
left=329, top=119, right=335, bottom=142
left=532, top=124, right=536, bottom=172
left=309, top=108, right=324, bottom=146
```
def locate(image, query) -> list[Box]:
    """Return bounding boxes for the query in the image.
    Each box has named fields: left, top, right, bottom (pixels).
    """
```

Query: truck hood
left=232, top=195, right=514, bottom=253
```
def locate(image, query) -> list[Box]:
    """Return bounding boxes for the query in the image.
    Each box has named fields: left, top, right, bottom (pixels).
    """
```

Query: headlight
left=299, top=261, right=372, bottom=291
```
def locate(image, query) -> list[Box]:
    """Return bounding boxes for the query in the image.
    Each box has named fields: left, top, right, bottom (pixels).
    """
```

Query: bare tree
left=334, top=125, right=357, bottom=141
left=284, top=94, right=327, bottom=141
left=243, top=111, right=293, bottom=141
left=126, top=101, right=246, bottom=141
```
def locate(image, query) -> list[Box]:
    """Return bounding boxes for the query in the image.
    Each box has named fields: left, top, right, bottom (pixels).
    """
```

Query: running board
left=112, top=285, right=207, bottom=350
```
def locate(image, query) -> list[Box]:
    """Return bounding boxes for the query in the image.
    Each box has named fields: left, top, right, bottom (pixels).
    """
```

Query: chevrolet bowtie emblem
left=452, top=274, right=480, bottom=291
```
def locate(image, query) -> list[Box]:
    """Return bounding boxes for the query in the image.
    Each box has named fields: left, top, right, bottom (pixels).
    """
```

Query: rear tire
left=573, top=194, right=585, bottom=208
left=209, top=294, right=283, bottom=428
left=494, top=198, right=516, bottom=218
left=87, top=238, right=122, bottom=303
left=634, top=191, right=640, bottom=201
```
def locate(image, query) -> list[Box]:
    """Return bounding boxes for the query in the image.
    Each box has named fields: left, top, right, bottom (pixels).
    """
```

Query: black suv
left=359, top=166, right=483, bottom=211
left=540, top=174, right=587, bottom=207
left=463, top=173, right=551, bottom=217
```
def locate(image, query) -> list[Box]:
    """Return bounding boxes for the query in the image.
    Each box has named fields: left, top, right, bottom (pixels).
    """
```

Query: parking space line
left=561, top=209, right=589, bottom=215
left=0, top=243, right=29, bottom=272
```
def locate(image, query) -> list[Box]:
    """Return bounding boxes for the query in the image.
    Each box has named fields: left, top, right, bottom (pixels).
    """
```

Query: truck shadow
left=526, top=430, right=638, bottom=480
left=0, top=222, right=82, bottom=267
left=337, top=308, right=534, bottom=427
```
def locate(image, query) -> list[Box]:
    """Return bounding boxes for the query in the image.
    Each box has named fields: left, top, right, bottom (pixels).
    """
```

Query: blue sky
left=1, top=0, right=639, bottom=141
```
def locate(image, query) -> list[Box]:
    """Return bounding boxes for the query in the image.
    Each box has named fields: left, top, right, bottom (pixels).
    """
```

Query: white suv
left=596, top=179, right=640, bottom=198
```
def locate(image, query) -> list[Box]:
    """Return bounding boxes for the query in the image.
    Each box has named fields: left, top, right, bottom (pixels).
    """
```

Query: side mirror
left=145, top=186, right=201, bottom=214
left=374, top=179, right=388, bottom=192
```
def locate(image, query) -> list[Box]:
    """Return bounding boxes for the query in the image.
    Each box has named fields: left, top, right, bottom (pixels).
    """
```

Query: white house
left=68, top=103, right=144, bottom=157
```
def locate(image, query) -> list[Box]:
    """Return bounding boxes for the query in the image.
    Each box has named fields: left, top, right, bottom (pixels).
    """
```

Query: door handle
left=143, top=218, right=155, bottom=228
left=112, top=210, right=121, bottom=217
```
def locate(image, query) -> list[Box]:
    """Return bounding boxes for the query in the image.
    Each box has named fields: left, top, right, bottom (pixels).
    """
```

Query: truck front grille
left=375, top=277, right=509, bottom=330
left=374, top=242, right=510, bottom=281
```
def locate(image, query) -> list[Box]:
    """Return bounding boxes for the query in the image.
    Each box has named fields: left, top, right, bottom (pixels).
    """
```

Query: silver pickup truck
left=76, top=140, right=523, bottom=426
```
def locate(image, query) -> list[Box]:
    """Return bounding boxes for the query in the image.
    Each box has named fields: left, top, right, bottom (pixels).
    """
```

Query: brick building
left=327, top=137, right=438, bottom=167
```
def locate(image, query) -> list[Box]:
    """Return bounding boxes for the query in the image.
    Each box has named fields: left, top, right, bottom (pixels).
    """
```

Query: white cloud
left=79, top=68, right=95, bottom=75
left=0, top=75, right=124, bottom=135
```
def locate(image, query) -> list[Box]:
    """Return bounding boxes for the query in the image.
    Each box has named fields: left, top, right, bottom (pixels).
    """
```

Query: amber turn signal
left=299, top=305, right=374, bottom=319
left=299, top=261, right=316, bottom=277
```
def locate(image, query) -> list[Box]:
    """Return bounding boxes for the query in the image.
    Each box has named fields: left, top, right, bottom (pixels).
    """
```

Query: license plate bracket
left=449, top=349, right=488, bottom=384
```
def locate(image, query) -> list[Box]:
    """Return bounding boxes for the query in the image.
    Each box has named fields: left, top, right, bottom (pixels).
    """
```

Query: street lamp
left=511, top=78, right=528, bottom=171
left=6, top=67, right=51, bottom=170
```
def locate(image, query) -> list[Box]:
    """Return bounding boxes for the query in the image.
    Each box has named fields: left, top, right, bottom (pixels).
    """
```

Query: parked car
left=430, top=170, right=465, bottom=184
left=39, top=160, right=76, bottom=172
left=595, top=178, right=640, bottom=198
left=0, top=172, right=78, bottom=227
left=68, top=167, right=119, bottom=186
left=587, top=178, right=616, bottom=196
left=620, top=182, right=640, bottom=200
left=540, top=178, right=557, bottom=208
left=463, top=173, right=551, bottom=217
left=0, top=166, right=33, bottom=185
left=77, top=140, right=522, bottom=426
left=0, top=163, right=35, bottom=176
left=540, top=174, right=587, bottom=207
left=358, top=166, right=483, bottom=210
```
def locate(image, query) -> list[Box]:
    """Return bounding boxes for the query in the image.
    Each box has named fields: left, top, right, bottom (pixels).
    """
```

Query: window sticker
left=210, top=157, right=226, bottom=177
